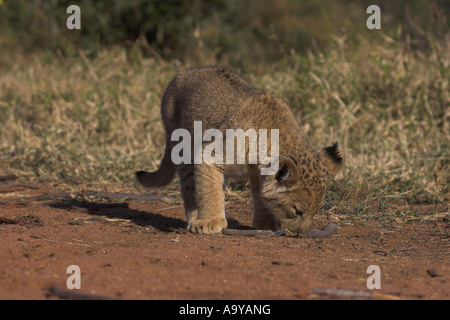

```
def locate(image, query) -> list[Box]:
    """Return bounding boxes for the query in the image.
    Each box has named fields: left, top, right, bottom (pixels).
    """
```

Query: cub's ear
left=322, top=143, right=345, bottom=175
left=274, top=156, right=300, bottom=191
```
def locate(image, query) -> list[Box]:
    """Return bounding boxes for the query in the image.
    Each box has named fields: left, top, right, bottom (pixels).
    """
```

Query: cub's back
left=162, top=66, right=262, bottom=130
left=176, top=66, right=256, bottom=96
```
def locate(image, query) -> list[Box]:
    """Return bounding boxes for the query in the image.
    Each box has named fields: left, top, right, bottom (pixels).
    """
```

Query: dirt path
left=0, top=187, right=448, bottom=300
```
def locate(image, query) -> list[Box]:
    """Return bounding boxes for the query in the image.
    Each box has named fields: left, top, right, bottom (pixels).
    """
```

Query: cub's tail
left=135, top=142, right=176, bottom=187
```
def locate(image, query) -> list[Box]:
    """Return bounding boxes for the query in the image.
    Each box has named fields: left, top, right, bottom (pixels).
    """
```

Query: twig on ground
left=222, top=229, right=274, bottom=236
left=312, top=288, right=401, bottom=300
left=0, top=182, right=38, bottom=193
left=47, top=286, right=116, bottom=300
left=0, top=217, right=18, bottom=224
left=222, top=222, right=339, bottom=238
left=83, top=191, right=174, bottom=202
left=373, top=250, right=393, bottom=257
left=306, top=222, right=338, bottom=238
left=312, top=288, right=373, bottom=299
left=0, top=174, right=18, bottom=182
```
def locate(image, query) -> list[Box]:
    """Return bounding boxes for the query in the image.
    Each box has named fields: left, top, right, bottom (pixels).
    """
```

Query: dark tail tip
left=135, top=171, right=147, bottom=184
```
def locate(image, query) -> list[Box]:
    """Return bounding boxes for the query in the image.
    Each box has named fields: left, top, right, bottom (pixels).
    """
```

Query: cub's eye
left=293, top=206, right=304, bottom=217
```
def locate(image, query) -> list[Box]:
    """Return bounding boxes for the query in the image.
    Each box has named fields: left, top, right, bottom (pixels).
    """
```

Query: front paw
left=188, top=218, right=227, bottom=234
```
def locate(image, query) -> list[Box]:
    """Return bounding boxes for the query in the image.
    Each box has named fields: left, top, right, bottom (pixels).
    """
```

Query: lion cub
left=136, top=66, right=345, bottom=235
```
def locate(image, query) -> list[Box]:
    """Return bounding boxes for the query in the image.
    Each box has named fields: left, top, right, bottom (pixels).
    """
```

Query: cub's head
left=260, top=143, right=345, bottom=236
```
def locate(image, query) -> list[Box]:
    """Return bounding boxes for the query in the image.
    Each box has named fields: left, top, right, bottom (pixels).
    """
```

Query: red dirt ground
left=0, top=186, right=448, bottom=300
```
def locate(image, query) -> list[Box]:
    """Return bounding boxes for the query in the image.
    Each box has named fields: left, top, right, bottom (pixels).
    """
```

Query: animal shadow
left=48, top=200, right=186, bottom=232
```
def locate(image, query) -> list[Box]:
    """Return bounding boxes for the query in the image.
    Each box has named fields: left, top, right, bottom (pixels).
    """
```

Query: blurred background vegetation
left=0, top=0, right=449, bottom=214
left=1, top=0, right=449, bottom=71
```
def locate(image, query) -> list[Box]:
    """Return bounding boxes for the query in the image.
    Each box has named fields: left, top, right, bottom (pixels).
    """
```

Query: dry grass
left=0, top=47, right=174, bottom=190
left=0, top=33, right=448, bottom=214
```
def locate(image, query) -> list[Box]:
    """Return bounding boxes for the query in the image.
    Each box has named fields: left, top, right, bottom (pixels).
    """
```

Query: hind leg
left=177, top=164, right=199, bottom=227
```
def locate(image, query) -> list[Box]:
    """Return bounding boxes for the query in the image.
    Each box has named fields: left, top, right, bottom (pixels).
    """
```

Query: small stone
left=426, top=268, right=439, bottom=278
